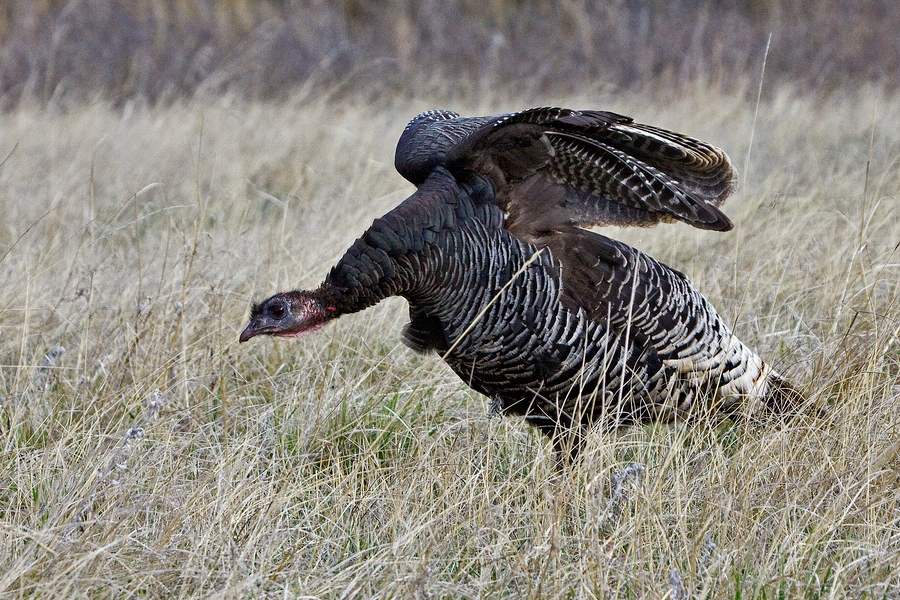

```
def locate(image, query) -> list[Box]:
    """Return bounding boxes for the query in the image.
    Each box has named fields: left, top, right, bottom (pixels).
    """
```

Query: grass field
left=1, top=83, right=900, bottom=597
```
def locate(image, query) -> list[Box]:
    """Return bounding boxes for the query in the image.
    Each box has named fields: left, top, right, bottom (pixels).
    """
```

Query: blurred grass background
left=0, top=0, right=896, bottom=108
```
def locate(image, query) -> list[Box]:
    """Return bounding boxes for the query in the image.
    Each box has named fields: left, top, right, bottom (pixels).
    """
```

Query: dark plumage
left=241, top=107, right=803, bottom=457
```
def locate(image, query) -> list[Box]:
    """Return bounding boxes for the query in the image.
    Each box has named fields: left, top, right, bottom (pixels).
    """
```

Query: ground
left=1, top=85, right=899, bottom=597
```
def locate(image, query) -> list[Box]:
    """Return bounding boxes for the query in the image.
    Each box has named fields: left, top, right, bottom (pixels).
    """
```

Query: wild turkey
left=240, top=107, right=804, bottom=457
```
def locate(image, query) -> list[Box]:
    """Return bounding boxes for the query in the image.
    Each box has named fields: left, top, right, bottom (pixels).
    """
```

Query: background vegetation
left=1, top=1, right=899, bottom=598
left=0, top=0, right=898, bottom=107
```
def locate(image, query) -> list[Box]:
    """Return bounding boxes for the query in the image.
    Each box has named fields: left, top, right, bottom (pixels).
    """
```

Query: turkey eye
left=269, top=303, right=287, bottom=319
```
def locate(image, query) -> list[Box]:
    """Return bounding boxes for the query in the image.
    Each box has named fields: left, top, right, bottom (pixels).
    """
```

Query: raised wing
left=394, top=107, right=737, bottom=232
left=394, top=110, right=490, bottom=185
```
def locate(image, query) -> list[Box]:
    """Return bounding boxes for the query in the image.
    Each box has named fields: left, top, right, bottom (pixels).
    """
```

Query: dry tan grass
left=1, top=84, right=899, bottom=598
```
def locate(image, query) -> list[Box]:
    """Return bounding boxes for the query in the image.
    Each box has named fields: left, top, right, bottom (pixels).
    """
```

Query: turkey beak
left=239, top=321, right=262, bottom=343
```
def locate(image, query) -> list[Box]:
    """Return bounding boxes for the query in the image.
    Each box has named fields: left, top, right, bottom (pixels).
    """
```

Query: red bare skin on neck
left=291, top=294, right=332, bottom=332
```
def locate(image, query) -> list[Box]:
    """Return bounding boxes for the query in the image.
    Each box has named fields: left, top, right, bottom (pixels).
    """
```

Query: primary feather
left=242, top=107, right=803, bottom=458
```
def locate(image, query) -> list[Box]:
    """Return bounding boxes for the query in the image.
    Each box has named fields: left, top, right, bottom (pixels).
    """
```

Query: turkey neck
left=318, top=167, right=498, bottom=316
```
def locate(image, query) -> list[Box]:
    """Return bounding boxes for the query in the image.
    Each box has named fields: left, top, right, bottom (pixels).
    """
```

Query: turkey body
left=324, top=168, right=780, bottom=449
left=241, top=107, right=802, bottom=456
